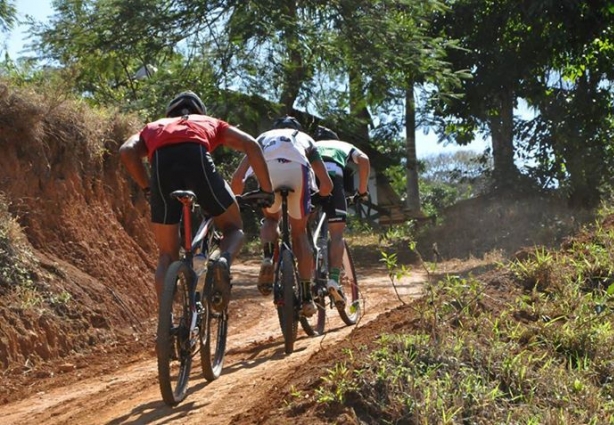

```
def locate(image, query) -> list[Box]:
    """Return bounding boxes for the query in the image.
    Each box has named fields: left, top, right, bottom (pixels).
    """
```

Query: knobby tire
left=200, top=297, right=228, bottom=381
left=278, top=249, right=298, bottom=354
left=157, top=261, right=194, bottom=406
left=199, top=236, right=228, bottom=381
left=337, top=240, right=361, bottom=325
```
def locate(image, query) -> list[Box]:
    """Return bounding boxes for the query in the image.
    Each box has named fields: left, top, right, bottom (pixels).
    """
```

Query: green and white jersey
left=316, top=140, right=360, bottom=175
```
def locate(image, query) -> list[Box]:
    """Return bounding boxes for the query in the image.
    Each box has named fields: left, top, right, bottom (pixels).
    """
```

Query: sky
left=4, top=0, right=491, bottom=159
left=5, top=0, right=54, bottom=58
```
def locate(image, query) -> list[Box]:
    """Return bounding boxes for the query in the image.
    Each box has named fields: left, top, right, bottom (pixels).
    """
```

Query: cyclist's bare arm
left=353, top=148, right=370, bottom=195
left=231, top=155, right=250, bottom=194
left=119, top=133, right=150, bottom=190
left=222, top=126, right=273, bottom=193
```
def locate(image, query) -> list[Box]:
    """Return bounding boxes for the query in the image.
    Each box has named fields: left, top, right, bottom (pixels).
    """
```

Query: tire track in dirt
left=0, top=261, right=425, bottom=425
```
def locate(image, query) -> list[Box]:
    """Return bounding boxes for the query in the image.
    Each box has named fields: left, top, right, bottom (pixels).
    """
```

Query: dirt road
left=0, top=260, right=425, bottom=425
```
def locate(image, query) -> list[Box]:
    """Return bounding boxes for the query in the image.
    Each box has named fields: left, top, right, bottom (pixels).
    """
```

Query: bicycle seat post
left=171, top=190, right=197, bottom=255
left=278, top=187, right=293, bottom=247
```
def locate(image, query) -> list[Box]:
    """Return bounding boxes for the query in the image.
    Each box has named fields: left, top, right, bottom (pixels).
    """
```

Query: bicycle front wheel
left=277, top=249, right=298, bottom=354
left=337, top=240, right=361, bottom=325
left=157, top=261, right=195, bottom=406
left=200, top=301, right=228, bottom=381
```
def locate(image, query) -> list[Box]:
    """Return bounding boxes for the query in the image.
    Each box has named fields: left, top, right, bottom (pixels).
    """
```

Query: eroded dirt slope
left=0, top=82, right=155, bottom=379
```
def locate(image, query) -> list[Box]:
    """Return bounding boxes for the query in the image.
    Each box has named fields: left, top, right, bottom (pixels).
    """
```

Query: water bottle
left=193, top=253, right=208, bottom=298
left=193, top=253, right=207, bottom=278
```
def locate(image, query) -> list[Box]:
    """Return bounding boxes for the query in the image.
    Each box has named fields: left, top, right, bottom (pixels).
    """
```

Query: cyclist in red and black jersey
left=119, top=91, right=273, bottom=312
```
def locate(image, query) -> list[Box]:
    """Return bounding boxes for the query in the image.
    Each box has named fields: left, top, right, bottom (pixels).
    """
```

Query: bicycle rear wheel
left=337, top=240, right=361, bottom=325
left=157, top=261, right=195, bottom=406
left=196, top=227, right=228, bottom=380
left=200, top=300, right=228, bottom=381
left=277, top=249, right=298, bottom=354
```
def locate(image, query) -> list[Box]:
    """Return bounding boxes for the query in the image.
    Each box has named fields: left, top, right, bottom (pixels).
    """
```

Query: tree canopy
left=0, top=0, right=16, bottom=34
left=4, top=0, right=614, bottom=208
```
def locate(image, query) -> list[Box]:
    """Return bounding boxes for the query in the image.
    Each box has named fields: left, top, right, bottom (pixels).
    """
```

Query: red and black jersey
left=140, top=115, right=230, bottom=161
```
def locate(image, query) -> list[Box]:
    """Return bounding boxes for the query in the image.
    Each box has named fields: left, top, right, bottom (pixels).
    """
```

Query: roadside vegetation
left=299, top=202, right=614, bottom=424
left=0, top=194, right=37, bottom=297
left=0, top=183, right=74, bottom=314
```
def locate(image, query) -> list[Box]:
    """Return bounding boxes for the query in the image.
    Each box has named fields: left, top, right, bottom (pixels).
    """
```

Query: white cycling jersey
left=256, top=129, right=317, bottom=167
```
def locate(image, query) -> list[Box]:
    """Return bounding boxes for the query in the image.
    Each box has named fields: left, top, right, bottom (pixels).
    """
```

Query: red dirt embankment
left=0, top=82, right=156, bottom=398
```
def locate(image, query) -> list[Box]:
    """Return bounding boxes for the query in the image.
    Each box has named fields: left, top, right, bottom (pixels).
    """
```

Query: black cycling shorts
left=327, top=173, right=347, bottom=223
left=149, top=143, right=235, bottom=224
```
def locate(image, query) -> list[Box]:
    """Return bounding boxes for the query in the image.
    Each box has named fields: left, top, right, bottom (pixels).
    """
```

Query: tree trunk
left=564, top=74, right=602, bottom=208
left=405, top=83, right=421, bottom=212
left=489, top=87, right=518, bottom=189
left=348, top=67, right=371, bottom=144
left=278, top=0, right=305, bottom=114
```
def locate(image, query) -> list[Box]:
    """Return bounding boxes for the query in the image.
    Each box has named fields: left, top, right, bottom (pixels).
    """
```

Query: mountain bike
left=156, top=190, right=228, bottom=406
left=300, top=194, right=362, bottom=336
left=237, top=188, right=309, bottom=355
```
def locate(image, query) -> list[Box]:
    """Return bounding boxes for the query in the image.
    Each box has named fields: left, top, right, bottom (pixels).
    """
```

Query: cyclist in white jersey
left=231, top=116, right=333, bottom=317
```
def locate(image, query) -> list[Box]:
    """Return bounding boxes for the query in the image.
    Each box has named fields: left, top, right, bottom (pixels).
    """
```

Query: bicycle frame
left=157, top=190, right=229, bottom=406
left=309, top=195, right=355, bottom=278
left=236, top=187, right=307, bottom=353
left=309, top=206, right=329, bottom=289
left=191, top=213, right=217, bottom=263
left=176, top=193, right=217, bottom=274
left=174, top=192, right=205, bottom=338
left=301, top=195, right=362, bottom=336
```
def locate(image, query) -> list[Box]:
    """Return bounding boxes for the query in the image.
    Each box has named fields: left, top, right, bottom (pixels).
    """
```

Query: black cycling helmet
left=165, top=90, right=207, bottom=117
left=314, top=125, right=339, bottom=141
left=272, top=116, right=303, bottom=131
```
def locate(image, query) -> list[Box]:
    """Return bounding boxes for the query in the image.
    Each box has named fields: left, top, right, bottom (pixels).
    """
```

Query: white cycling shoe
left=326, top=279, right=346, bottom=307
